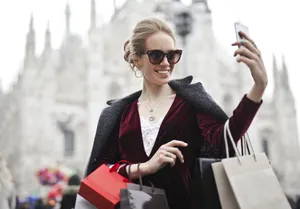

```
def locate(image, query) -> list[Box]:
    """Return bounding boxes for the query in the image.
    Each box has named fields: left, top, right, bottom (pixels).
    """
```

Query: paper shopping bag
left=190, top=157, right=221, bottom=209
left=219, top=120, right=291, bottom=209
left=212, top=161, right=239, bottom=209
left=211, top=119, right=242, bottom=209
left=78, top=164, right=129, bottom=209
left=222, top=153, right=291, bottom=209
left=120, top=163, right=169, bottom=209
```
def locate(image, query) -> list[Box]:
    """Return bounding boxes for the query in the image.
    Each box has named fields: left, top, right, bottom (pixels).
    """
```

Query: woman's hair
left=124, top=17, right=176, bottom=70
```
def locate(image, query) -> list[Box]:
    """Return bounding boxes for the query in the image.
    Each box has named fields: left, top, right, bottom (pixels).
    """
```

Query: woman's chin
left=155, top=73, right=172, bottom=84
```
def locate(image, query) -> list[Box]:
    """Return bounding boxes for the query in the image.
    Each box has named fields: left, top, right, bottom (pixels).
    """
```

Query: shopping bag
left=120, top=163, right=169, bottom=209
left=216, top=120, right=291, bottom=209
left=190, top=157, right=221, bottom=209
left=211, top=120, right=242, bottom=209
left=78, top=163, right=130, bottom=209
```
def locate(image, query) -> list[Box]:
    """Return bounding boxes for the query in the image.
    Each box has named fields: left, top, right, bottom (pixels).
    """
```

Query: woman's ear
left=133, top=57, right=142, bottom=69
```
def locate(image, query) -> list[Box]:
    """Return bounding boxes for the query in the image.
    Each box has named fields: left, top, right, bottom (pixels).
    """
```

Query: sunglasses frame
left=138, top=49, right=183, bottom=65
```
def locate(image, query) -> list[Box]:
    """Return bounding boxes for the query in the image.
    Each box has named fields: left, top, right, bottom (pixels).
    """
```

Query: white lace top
left=137, top=94, right=176, bottom=156
left=139, top=116, right=164, bottom=156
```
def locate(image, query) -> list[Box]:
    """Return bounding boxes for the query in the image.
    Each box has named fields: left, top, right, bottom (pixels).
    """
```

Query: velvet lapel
left=85, top=90, right=142, bottom=175
left=168, top=76, right=228, bottom=122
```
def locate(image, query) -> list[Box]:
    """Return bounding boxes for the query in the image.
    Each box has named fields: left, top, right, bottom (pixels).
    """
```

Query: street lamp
left=174, top=10, right=193, bottom=75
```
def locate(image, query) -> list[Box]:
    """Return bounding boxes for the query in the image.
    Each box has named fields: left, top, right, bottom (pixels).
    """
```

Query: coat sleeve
left=196, top=94, right=262, bottom=155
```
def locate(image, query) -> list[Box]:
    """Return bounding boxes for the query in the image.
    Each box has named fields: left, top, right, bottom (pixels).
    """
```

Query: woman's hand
left=232, top=31, right=268, bottom=102
left=232, top=31, right=268, bottom=88
left=141, top=140, right=187, bottom=175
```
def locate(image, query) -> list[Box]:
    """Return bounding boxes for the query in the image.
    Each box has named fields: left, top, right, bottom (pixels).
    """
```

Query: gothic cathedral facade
left=0, top=0, right=299, bottom=198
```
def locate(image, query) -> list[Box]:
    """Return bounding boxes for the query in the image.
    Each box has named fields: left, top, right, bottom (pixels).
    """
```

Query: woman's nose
left=160, top=56, right=169, bottom=66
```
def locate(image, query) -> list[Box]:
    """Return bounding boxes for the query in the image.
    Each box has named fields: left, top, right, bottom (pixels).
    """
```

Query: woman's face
left=136, top=32, right=180, bottom=86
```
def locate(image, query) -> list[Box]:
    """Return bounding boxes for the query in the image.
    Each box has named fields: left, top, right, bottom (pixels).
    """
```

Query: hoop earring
left=134, top=69, right=143, bottom=78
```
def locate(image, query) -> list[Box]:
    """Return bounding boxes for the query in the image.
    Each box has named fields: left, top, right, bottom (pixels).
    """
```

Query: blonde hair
left=124, top=18, right=176, bottom=70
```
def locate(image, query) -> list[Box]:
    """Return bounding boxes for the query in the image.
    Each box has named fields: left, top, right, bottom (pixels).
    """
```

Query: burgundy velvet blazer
left=75, top=76, right=262, bottom=209
left=97, top=94, right=261, bottom=209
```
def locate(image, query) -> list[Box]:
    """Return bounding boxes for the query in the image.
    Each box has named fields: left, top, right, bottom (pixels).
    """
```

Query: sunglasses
left=139, top=49, right=182, bottom=65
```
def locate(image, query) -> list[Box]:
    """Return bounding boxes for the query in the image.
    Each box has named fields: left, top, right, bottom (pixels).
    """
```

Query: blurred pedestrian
left=0, top=154, right=16, bottom=209
left=34, top=198, right=47, bottom=209
left=60, top=174, right=80, bottom=209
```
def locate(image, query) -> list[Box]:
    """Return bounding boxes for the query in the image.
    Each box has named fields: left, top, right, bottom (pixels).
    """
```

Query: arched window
left=57, top=118, right=75, bottom=157
left=63, top=129, right=75, bottom=157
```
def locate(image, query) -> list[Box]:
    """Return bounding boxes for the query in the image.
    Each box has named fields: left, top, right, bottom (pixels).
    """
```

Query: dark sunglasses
left=138, top=49, right=182, bottom=65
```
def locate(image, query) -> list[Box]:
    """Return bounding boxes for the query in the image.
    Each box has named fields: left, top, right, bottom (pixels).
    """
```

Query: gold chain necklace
left=144, top=99, right=164, bottom=121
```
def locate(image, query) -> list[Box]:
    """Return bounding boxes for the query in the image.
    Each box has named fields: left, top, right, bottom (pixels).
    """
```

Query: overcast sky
left=0, top=0, right=299, bottom=135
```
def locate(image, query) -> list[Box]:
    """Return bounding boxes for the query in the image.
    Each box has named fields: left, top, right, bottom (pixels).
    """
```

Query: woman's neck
left=140, top=80, right=175, bottom=103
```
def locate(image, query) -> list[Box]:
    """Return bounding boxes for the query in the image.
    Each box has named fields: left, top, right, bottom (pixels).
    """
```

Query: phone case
left=234, top=22, right=249, bottom=42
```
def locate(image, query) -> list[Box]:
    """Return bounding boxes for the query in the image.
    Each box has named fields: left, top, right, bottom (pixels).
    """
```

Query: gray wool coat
left=75, top=75, right=229, bottom=209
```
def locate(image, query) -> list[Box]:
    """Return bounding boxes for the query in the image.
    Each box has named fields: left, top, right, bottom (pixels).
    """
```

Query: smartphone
left=234, top=22, right=249, bottom=43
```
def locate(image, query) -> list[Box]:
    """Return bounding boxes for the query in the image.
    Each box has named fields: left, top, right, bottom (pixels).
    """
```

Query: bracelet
left=127, top=164, right=133, bottom=181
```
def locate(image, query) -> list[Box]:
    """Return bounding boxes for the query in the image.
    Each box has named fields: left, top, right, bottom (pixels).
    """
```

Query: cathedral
left=0, top=0, right=299, bottom=199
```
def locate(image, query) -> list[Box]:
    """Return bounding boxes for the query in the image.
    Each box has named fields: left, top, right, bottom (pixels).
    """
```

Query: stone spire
left=90, top=0, right=96, bottom=30
left=281, top=54, right=290, bottom=91
left=44, top=21, right=52, bottom=50
left=65, top=3, right=71, bottom=35
left=24, top=13, right=36, bottom=67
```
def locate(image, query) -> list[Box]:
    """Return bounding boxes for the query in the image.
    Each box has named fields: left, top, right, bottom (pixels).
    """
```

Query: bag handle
left=127, top=163, right=156, bottom=194
left=224, top=120, right=239, bottom=158
left=224, top=120, right=257, bottom=164
left=137, top=163, right=155, bottom=194
left=241, top=133, right=251, bottom=156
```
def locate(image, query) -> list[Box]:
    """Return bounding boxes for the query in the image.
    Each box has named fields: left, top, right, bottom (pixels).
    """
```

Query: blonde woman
left=75, top=17, right=267, bottom=209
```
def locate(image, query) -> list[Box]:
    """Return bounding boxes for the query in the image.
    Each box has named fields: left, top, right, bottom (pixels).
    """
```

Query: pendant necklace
left=144, top=99, right=164, bottom=122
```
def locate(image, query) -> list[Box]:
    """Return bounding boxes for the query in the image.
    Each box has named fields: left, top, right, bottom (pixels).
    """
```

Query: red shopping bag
left=78, top=162, right=130, bottom=209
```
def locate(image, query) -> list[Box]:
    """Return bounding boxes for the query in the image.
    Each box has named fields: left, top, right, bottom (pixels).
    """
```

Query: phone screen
left=234, top=22, right=250, bottom=42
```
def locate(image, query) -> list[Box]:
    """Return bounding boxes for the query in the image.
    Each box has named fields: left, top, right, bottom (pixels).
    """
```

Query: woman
left=75, top=17, right=268, bottom=209
left=60, top=174, right=80, bottom=209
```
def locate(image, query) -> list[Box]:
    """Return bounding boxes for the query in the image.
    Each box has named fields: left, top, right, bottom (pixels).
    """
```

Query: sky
left=0, top=0, right=299, bottom=133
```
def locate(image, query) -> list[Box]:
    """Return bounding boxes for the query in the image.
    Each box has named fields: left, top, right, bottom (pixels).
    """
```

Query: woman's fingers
left=234, top=46, right=260, bottom=62
left=232, top=39, right=261, bottom=57
left=159, top=151, right=176, bottom=167
left=164, top=146, right=184, bottom=163
left=157, top=140, right=187, bottom=167
left=236, top=55, right=256, bottom=68
left=165, top=140, right=188, bottom=148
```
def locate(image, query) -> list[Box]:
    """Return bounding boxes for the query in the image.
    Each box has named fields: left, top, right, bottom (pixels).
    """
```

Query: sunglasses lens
left=167, top=51, right=182, bottom=64
left=148, top=50, right=165, bottom=64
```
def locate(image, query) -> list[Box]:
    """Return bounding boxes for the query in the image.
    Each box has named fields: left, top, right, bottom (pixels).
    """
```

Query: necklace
left=144, top=99, right=164, bottom=121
